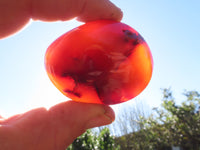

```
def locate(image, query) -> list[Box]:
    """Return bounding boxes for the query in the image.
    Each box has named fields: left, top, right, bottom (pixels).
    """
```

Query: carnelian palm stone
left=45, top=20, right=153, bottom=105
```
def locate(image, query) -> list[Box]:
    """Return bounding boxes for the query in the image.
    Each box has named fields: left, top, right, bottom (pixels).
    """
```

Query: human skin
left=0, top=102, right=115, bottom=150
left=0, top=0, right=122, bottom=39
left=0, top=0, right=123, bottom=149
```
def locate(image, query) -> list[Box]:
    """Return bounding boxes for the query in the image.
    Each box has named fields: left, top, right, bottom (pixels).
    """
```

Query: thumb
left=48, top=101, right=115, bottom=148
left=0, top=101, right=115, bottom=150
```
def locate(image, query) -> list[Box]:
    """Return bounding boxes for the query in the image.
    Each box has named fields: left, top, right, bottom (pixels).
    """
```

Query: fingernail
left=103, top=105, right=115, bottom=122
left=85, top=105, right=115, bottom=129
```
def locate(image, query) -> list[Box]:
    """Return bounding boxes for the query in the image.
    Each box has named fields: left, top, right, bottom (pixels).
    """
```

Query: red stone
left=45, top=20, right=153, bottom=105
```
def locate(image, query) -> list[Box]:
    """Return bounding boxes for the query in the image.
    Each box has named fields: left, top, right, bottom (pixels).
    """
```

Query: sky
left=0, top=0, right=200, bottom=117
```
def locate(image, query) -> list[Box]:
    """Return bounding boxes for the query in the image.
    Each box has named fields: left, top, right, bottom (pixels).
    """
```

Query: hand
left=0, top=0, right=122, bottom=149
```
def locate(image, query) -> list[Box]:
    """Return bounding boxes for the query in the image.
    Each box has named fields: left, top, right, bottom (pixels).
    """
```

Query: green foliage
left=98, top=127, right=119, bottom=150
left=115, top=88, right=200, bottom=150
left=66, top=128, right=120, bottom=150
left=66, top=129, right=97, bottom=150
left=160, top=89, right=200, bottom=149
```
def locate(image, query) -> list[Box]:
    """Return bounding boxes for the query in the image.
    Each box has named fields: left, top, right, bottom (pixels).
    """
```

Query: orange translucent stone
left=45, top=20, right=153, bottom=105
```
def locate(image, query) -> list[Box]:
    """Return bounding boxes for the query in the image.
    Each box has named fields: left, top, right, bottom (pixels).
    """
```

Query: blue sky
left=0, top=0, right=200, bottom=117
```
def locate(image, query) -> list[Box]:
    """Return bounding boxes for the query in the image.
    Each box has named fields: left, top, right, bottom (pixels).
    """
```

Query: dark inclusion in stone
left=64, top=89, right=82, bottom=98
left=61, top=72, right=69, bottom=77
left=124, top=49, right=134, bottom=57
left=122, top=29, right=144, bottom=45
left=122, top=29, right=145, bottom=57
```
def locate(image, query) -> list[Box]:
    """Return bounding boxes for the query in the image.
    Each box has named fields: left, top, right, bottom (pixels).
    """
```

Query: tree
left=98, top=127, right=120, bottom=150
left=111, top=99, right=151, bottom=136
left=160, top=89, right=200, bottom=149
left=115, top=88, right=200, bottom=150
left=66, top=128, right=120, bottom=150
left=110, top=99, right=151, bottom=149
left=66, top=129, right=97, bottom=150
